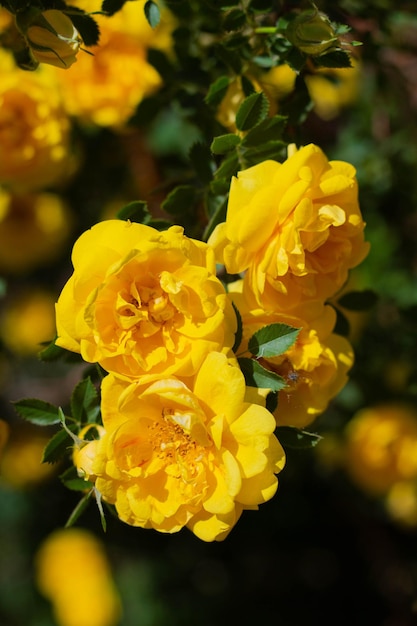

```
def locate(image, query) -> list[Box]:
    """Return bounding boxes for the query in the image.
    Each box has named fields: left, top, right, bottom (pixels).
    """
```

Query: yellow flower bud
left=286, top=6, right=338, bottom=56
left=18, top=9, right=82, bottom=69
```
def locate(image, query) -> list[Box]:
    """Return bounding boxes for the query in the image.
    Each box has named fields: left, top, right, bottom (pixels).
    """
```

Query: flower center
left=116, top=280, right=177, bottom=332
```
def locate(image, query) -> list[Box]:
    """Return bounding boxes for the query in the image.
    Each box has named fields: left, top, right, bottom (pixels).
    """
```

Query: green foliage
left=13, top=398, right=61, bottom=426
left=144, top=0, right=160, bottom=28
left=70, top=377, right=100, bottom=425
left=42, top=422, right=79, bottom=464
left=66, top=8, right=100, bottom=46
left=238, top=357, right=287, bottom=392
left=235, top=92, right=270, bottom=132
left=248, top=323, right=301, bottom=359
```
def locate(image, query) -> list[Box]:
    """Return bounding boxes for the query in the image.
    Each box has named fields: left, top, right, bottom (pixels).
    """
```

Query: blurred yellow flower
left=56, top=220, right=236, bottom=379
left=344, top=405, right=417, bottom=496
left=0, top=289, right=56, bottom=356
left=305, top=61, right=361, bottom=121
left=0, top=48, right=72, bottom=191
left=53, top=2, right=175, bottom=127
left=88, top=352, right=285, bottom=541
left=209, top=144, right=369, bottom=310
left=229, top=281, right=353, bottom=428
left=19, top=9, right=82, bottom=69
left=0, top=427, right=56, bottom=488
left=35, top=528, right=121, bottom=626
left=0, top=188, right=72, bottom=274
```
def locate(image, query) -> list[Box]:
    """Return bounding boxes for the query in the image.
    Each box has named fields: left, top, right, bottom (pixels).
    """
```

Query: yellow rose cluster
left=56, top=219, right=285, bottom=541
left=55, top=143, right=368, bottom=541
left=209, top=143, right=369, bottom=429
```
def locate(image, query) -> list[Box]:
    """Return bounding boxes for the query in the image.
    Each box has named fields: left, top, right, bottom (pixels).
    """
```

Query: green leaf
left=42, top=424, right=79, bottom=464
left=0, top=277, right=6, bottom=297
left=312, top=49, right=352, bottom=69
left=117, top=200, right=150, bottom=223
left=146, top=218, right=172, bottom=231
left=243, top=140, right=286, bottom=165
left=241, top=115, right=287, bottom=147
left=276, top=426, right=322, bottom=449
left=60, top=466, right=94, bottom=492
left=205, top=76, right=230, bottom=107
left=65, top=490, right=93, bottom=528
left=213, top=152, right=239, bottom=182
left=338, top=289, right=378, bottom=311
left=248, top=323, right=301, bottom=358
left=13, top=399, right=61, bottom=426
left=68, top=10, right=100, bottom=47
left=238, top=358, right=287, bottom=391
left=211, top=133, right=241, bottom=155
left=38, top=338, right=84, bottom=363
left=161, top=185, right=198, bottom=216
left=284, top=46, right=306, bottom=73
left=71, top=377, right=100, bottom=425
left=144, top=0, right=160, bottom=28
left=231, top=302, right=242, bottom=354
left=235, top=92, right=269, bottom=131
left=101, top=0, right=127, bottom=16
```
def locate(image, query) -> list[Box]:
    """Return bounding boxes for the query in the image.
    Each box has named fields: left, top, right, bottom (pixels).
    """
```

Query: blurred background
left=1, top=1, right=417, bottom=625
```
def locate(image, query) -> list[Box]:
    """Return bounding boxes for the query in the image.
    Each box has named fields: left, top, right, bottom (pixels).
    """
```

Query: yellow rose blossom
left=0, top=289, right=56, bottom=356
left=305, top=60, right=361, bottom=121
left=0, top=427, right=56, bottom=488
left=88, top=352, right=285, bottom=541
left=229, top=280, right=353, bottom=428
left=0, top=49, right=71, bottom=191
left=0, top=188, right=72, bottom=274
left=73, top=424, right=106, bottom=482
left=35, top=528, right=121, bottom=626
left=55, top=220, right=237, bottom=379
left=52, top=2, right=174, bottom=127
left=344, top=405, right=417, bottom=497
left=209, top=144, right=369, bottom=310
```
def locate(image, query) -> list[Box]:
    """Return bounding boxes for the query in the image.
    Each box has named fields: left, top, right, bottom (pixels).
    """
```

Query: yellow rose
left=0, top=49, right=71, bottom=191
left=55, top=220, right=236, bottom=379
left=73, top=424, right=106, bottom=482
left=209, top=144, right=370, bottom=310
left=344, top=405, right=417, bottom=496
left=90, top=352, right=285, bottom=541
left=35, top=528, right=121, bottom=626
left=51, top=2, right=174, bottom=127
left=0, top=188, right=72, bottom=274
left=19, top=9, right=82, bottom=69
left=0, top=289, right=56, bottom=356
left=229, top=280, right=353, bottom=428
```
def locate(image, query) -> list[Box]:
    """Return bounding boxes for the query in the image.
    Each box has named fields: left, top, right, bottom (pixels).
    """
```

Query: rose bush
left=77, top=352, right=285, bottom=541
left=55, top=220, right=237, bottom=379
